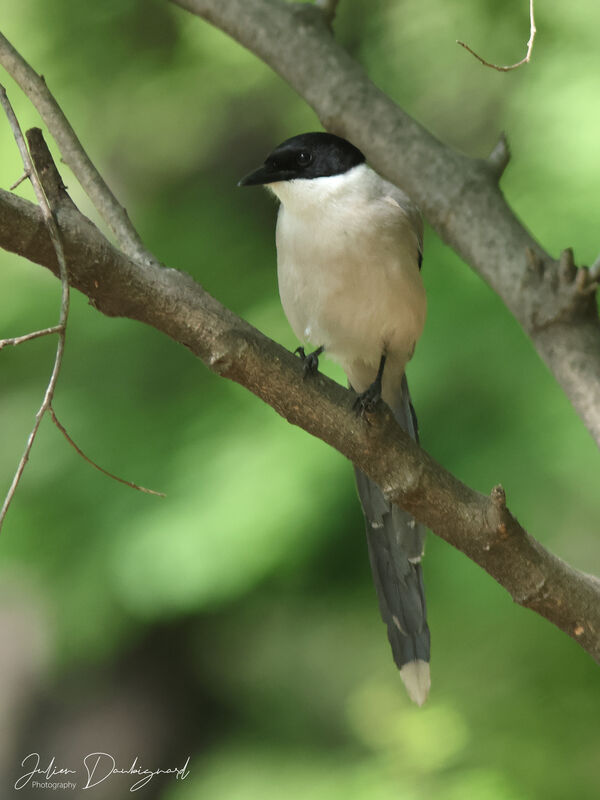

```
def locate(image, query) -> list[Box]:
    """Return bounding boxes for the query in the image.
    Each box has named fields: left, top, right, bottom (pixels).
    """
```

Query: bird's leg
left=294, top=345, right=324, bottom=377
left=353, top=353, right=386, bottom=415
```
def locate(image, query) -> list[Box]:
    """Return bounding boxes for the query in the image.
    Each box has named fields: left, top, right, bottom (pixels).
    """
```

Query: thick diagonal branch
left=1, top=186, right=599, bottom=663
left=170, top=0, right=600, bottom=447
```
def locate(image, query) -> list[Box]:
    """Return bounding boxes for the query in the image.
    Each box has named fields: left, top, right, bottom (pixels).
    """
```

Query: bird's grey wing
left=354, top=374, right=430, bottom=705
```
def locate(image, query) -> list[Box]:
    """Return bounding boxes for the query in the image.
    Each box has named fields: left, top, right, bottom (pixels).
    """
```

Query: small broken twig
left=487, top=132, right=511, bottom=177
left=457, top=0, right=536, bottom=72
left=9, top=171, right=29, bottom=190
left=0, top=325, right=62, bottom=351
left=315, top=0, right=341, bottom=24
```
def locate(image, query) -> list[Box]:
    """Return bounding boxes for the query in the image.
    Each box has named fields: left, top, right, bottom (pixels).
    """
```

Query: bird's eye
left=296, top=151, right=312, bottom=167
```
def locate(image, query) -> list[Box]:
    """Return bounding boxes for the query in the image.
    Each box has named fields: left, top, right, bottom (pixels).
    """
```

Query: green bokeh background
left=1, top=1, right=599, bottom=798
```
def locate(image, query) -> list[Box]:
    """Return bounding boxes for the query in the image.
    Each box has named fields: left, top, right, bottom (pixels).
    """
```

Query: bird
left=239, top=131, right=430, bottom=705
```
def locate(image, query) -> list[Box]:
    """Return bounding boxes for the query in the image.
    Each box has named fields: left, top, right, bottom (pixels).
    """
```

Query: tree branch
left=1, top=3, right=598, bottom=671
left=0, top=32, right=158, bottom=268
left=169, top=0, right=600, bottom=448
left=1, top=185, right=599, bottom=663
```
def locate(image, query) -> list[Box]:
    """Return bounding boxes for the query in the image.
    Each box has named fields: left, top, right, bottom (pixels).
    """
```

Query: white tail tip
left=400, top=660, right=431, bottom=706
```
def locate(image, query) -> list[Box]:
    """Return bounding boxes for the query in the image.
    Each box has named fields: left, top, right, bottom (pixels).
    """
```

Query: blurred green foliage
left=1, top=1, right=599, bottom=798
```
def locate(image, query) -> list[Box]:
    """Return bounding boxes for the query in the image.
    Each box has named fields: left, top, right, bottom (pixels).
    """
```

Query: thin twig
left=9, top=171, right=29, bottom=190
left=590, top=255, right=600, bottom=282
left=457, top=0, right=536, bottom=72
left=0, top=33, right=158, bottom=267
left=0, top=325, right=62, bottom=350
left=49, top=408, right=165, bottom=497
left=0, top=85, right=70, bottom=533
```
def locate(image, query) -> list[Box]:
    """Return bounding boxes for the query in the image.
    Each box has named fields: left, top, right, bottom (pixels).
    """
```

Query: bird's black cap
left=238, top=132, right=365, bottom=187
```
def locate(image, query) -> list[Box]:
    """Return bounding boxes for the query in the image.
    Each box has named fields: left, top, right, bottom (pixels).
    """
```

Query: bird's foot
left=353, top=378, right=382, bottom=417
left=294, top=345, right=324, bottom=377
left=353, top=353, right=386, bottom=417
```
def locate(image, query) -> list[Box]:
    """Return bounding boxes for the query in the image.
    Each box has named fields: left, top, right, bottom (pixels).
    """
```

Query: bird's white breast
left=271, top=164, right=426, bottom=398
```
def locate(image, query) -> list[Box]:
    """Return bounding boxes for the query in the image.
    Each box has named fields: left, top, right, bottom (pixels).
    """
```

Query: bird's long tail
left=354, top=374, right=430, bottom=705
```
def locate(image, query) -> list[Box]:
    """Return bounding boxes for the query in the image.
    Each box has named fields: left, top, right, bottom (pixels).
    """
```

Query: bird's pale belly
left=277, top=246, right=426, bottom=384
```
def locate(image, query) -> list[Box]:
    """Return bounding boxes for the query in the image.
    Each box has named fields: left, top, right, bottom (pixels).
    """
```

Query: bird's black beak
left=238, top=163, right=295, bottom=187
left=237, top=165, right=271, bottom=187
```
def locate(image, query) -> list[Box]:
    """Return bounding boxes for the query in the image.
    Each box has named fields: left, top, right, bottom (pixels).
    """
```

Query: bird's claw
left=294, top=346, right=322, bottom=377
left=353, top=382, right=382, bottom=417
